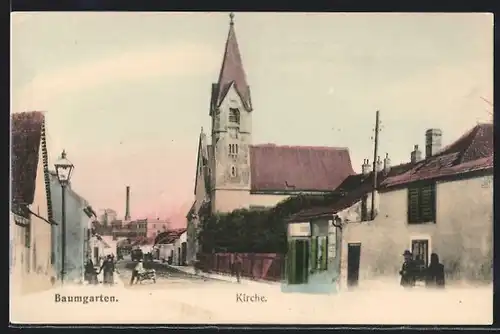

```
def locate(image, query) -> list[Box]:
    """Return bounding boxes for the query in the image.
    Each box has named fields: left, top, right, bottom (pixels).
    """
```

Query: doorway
left=347, top=243, right=361, bottom=287
left=287, top=239, right=310, bottom=285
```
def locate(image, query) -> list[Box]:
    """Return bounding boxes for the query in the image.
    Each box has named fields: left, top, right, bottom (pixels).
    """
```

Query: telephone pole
left=371, top=110, right=380, bottom=220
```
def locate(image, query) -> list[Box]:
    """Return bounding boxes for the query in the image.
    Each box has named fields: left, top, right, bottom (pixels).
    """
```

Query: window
left=228, top=144, right=239, bottom=157
left=231, top=166, right=237, bottom=177
left=407, top=182, right=436, bottom=223
left=229, top=108, right=240, bottom=124
left=411, top=239, right=429, bottom=267
left=310, top=236, right=328, bottom=272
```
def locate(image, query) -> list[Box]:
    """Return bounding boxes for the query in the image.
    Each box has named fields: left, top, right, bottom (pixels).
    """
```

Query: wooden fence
left=198, top=252, right=284, bottom=282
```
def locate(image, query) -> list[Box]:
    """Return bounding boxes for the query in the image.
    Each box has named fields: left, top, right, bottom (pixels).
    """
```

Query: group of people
left=399, top=250, right=445, bottom=288
left=84, top=254, right=120, bottom=286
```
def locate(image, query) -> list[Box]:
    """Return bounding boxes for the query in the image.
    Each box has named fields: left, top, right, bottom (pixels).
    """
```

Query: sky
left=11, top=12, right=493, bottom=228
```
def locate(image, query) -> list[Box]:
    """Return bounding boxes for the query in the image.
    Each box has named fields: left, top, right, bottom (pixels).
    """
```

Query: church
left=186, top=14, right=355, bottom=263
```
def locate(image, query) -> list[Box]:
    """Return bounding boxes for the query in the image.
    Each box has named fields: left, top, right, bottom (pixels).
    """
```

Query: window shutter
left=407, top=187, right=420, bottom=223
left=288, top=241, right=297, bottom=284
left=420, top=183, right=436, bottom=222
left=310, top=237, right=318, bottom=271
left=321, top=236, right=328, bottom=270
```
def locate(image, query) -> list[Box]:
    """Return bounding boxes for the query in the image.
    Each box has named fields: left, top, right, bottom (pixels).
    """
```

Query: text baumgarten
left=236, top=293, right=267, bottom=303
left=55, top=293, right=119, bottom=304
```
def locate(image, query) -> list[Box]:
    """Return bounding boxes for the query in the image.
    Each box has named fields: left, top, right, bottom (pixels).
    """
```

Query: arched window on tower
left=229, top=108, right=240, bottom=125
left=231, top=166, right=237, bottom=177
left=228, top=144, right=239, bottom=158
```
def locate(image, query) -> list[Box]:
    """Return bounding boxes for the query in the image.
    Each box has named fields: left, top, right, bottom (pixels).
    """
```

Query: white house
left=173, top=230, right=187, bottom=266
left=340, top=125, right=493, bottom=287
left=50, top=172, right=97, bottom=283
left=11, top=111, right=56, bottom=295
left=287, top=124, right=493, bottom=291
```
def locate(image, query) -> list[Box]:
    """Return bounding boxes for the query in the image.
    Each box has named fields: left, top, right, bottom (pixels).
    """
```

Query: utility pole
left=371, top=110, right=380, bottom=220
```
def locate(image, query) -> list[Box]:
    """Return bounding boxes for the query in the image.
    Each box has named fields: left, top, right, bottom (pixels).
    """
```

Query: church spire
left=211, top=12, right=252, bottom=113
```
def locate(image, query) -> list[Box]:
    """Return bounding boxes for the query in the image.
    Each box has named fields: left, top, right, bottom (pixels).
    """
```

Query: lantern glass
left=54, top=150, right=74, bottom=185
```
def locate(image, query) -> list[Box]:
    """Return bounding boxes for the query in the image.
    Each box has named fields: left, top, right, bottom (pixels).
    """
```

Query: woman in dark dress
left=99, top=255, right=116, bottom=286
left=425, top=253, right=445, bottom=288
left=85, top=259, right=97, bottom=284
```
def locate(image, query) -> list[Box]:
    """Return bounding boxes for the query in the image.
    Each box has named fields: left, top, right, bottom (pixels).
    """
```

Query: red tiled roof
left=154, top=228, right=187, bottom=245
left=288, top=162, right=416, bottom=221
left=210, top=20, right=252, bottom=113
left=382, top=123, right=493, bottom=188
left=250, top=144, right=355, bottom=192
left=131, top=236, right=155, bottom=246
left=11, top=111, right=45, bottom=205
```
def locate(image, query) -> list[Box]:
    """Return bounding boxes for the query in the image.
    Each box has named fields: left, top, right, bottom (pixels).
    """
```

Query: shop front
left=282, top=217, right=342, bottom=294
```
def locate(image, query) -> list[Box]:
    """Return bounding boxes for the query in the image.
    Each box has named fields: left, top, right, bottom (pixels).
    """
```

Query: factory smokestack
left=125, top=186, right=131, bottom=221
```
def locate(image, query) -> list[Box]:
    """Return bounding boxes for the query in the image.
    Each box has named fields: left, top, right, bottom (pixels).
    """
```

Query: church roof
left=210, top=14, right=252, bottom=113
left=250, top=144, right=355, bottom=193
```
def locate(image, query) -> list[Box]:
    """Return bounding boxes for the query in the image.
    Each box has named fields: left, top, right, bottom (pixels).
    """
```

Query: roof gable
left=11, top=111, right=45, bottom=205
left=250, top=144, right=355, bottom=193
left=193, top=129, right=211, bottom=196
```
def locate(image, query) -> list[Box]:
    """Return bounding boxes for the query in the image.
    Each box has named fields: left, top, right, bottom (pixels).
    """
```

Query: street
left=116, top=258, right=233, bottom=289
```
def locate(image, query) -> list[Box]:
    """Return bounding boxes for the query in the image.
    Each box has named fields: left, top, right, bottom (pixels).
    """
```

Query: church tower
left=209, top=13, right=253, bottom=213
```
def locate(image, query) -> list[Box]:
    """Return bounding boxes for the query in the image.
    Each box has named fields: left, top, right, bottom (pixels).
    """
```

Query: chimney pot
left=411, top=144, right=423, bottom=163
left=425, top=128, right=443, bottom=158
left=362, top=159, right=371, bottom=175
left=376, top=156, right=383, bottom=172
left=383, top=153, right=391, bottom=174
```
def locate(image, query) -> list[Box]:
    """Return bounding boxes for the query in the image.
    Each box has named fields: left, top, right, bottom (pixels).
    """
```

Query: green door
left=287, top=239, right=309, bottom=284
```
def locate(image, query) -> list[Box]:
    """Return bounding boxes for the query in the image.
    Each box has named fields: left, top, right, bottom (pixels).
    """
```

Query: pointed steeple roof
left=211, top=13, right=252, bottom=113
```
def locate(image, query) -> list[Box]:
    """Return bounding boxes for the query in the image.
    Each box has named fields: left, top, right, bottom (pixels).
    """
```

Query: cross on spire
left=229, top=12, right=235, bottom=25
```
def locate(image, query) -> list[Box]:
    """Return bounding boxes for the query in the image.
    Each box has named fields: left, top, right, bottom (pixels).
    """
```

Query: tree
left=197, top=193, right=341, bottom=254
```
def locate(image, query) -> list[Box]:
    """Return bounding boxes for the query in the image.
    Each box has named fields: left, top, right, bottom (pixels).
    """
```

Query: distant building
left=98, top=208, right=117, bottom=227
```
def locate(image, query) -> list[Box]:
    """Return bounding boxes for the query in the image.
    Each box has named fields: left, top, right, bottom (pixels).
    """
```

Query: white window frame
left=409, top=234, right=432, bottom=266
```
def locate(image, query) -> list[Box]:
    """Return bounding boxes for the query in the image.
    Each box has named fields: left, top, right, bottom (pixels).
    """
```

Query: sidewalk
left=166, top=263, right=281, bottom=287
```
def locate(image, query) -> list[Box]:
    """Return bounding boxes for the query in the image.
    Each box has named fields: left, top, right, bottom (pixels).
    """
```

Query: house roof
left=11, top=111, right=45, bottom=206
left=250, top=144, right=355, bottom=192
left=131, top=236, right=155, bottom=246
left=154, top=228, right=187, bottom=245
left=287, top=162, right=416, bottom=221
left=382, top=123, right=493, bottom=188
left=210, top=16, right=252, bottom=113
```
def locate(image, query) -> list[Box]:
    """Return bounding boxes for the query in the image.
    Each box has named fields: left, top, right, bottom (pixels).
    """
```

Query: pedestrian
left=233, top=253, right=243, bottom=283
left=84, top=259, right=98, bottom=285
left=130, top=258, right=144, bottom=285
left=399, top=250, right=417, bottom=288
left=99, top=255, right=118, bottom=286
left=425, top=253, right=445, bottom=288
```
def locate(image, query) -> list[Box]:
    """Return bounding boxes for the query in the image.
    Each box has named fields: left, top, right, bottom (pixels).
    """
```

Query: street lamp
left=54, top=149, right=74, bottom=285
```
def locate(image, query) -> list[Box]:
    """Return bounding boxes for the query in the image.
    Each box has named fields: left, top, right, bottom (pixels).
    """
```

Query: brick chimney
left=425, top=128, right=442, bottom=158
left=125, top=186, right=131, bottom=221
left=362, top=159, right=371, bottom=175
left=383, top=153, right=391, bottom=174
left=411, top=145, right=423, bottom=163
left=375, top=156, right=383, bottom=172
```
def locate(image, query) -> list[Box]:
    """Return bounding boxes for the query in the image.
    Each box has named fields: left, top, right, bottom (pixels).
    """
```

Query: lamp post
left=54, top=150, right=74, bottom=285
